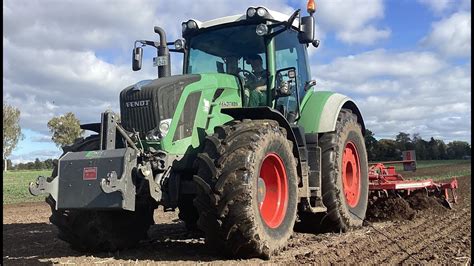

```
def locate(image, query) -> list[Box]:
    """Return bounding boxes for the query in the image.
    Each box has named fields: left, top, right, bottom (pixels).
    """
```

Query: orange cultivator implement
left=368, top=162, right=458, bottom=209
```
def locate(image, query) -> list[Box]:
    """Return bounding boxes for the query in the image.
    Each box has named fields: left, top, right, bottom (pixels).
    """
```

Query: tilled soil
left=3, top=172, right=471, bottom=265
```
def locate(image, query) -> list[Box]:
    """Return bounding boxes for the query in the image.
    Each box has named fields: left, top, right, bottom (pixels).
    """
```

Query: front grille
left=119, top=75, right=200, bottom=135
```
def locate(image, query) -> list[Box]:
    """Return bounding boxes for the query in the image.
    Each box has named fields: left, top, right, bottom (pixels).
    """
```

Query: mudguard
left=298, top=91, right=366, bottom=135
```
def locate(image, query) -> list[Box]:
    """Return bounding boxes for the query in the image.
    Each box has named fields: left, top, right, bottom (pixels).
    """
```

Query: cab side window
left=274, top=30, right=311, bottom=115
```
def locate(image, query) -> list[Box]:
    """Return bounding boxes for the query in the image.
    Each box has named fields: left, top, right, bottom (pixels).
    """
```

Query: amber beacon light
left=307, top=0, right=316, bottom=15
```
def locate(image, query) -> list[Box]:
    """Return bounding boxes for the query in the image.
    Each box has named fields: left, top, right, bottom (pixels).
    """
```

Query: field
left=3, top=161, right=471, bottom=264
left=3, top=170, right=51, bottom=204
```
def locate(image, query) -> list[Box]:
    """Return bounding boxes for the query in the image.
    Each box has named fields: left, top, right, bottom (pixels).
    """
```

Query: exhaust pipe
left=154, top=26, right=171, bottom=78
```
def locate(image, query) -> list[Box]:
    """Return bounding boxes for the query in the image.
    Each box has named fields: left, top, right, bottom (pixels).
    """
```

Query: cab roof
left=187, top=6, right=299, bottom=29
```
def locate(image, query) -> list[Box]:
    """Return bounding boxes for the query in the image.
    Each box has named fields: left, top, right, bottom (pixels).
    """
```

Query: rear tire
left=46, top=136, right=155, bottom=252
left=193, top=120, right=298, bottom=259
left=319, top=109, right=368, bottom=231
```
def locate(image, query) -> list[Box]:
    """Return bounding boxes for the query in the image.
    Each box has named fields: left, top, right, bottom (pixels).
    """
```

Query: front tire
left=193, top=120, right=298, bottom=259
left=319, top=109, right=368, bottom=231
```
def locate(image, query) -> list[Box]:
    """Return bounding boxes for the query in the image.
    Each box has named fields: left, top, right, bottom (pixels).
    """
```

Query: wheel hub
left=342, top=141, right=361, bottom=208
left=258, top=153, right=288, bottom=228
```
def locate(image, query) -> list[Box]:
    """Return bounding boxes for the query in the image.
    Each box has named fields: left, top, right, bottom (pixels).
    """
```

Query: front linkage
left=29, top=111, right=161, bottom=212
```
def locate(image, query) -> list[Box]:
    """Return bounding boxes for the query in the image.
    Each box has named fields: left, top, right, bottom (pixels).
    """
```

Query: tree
left=436, top=139, right=448, bottom=160
left=364, top=129, right=378, bottom=161
left=375, top=139, right=399, bottom=161
left=3, top=103, right=23, bottom=171
left=395, top=132, right=414, bottom=151
left=447, top=141, right=471, bottom=159
left=47, top=112, right=84, bottom=148
left=44, top=159, right=54, bottom=169
left=34, top=158, right=44, bottom=170
left=413, top=133, right=428, bottom=160
left=428, top=137, right=438, bottom=160
left=2, top=159, right=13, bottom=171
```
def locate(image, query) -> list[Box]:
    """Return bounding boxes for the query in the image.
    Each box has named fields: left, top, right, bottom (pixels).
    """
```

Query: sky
left=3, top=0, right=471, bottom=164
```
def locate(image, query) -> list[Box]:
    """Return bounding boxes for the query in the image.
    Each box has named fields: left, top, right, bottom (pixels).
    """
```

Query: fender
left=298, top=91, right=366, bottom=135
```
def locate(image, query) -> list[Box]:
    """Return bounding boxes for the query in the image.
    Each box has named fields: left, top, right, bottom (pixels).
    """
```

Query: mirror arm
left=265, top=9, right=301, bottom=40
left=168, top=48, right=185, bottom=53
left=135, top=40, right=160, bottom=49
left=287, top=9, right=301, bottom=27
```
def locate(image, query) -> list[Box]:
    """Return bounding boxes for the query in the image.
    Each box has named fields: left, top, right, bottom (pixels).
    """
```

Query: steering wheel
left=237, top=69, right=257, bottom=85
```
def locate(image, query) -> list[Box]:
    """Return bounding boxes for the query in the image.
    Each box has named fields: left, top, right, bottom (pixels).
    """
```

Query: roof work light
left=246, top=7, right=270, bottom=20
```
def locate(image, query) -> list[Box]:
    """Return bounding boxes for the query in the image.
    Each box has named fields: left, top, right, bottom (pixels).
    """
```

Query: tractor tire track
left=383, top=209, right=469, bottom=264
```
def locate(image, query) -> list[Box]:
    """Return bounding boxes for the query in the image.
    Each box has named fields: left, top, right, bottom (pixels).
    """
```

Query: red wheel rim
left=342, top=141, right=361, bottom=208
left=258, top=153, right=288, bottom=228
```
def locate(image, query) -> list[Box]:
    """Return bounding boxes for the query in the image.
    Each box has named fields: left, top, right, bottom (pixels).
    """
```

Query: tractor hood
left=119, top=74, right=201, bottom=135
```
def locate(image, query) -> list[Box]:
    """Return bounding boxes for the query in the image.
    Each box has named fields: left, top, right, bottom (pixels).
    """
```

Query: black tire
left=178, top=194, right=199, bottom=231
left=46, top=136, right=155, bottom=252
left=319, top=109, right=368, bottom=231
left=193, top=120, right=298, bottom=259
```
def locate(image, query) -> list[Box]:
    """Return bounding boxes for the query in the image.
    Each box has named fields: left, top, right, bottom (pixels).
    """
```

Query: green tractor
left=30, top=2, right=368, bottom=259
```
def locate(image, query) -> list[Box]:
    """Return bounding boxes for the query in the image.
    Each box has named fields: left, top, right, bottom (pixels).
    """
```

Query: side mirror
left=275, top=67, right=297, bottom=97
left=132, top=47, right=143, bottom=71
left=298, top=16, right=315, bottom=44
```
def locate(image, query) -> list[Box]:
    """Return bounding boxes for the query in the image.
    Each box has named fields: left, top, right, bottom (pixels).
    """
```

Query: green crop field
left=369, top=160, right=471, bottom=181
left=402, top=160, right=469, bottom=169
left=403, top=161, right=471, bottom=181
left=369, top=159, right=469, bottom=171
left=3, top=170, right=51, bottom=204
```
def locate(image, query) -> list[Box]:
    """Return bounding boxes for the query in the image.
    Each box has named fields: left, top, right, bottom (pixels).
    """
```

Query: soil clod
left=366, top=196, right=416, bottom=221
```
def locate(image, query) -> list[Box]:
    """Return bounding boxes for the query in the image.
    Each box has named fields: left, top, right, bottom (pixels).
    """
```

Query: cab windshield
left=186, top=24, right=266, bottom=75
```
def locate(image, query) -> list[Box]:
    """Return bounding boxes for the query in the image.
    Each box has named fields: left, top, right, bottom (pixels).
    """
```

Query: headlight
left=256, top=24, right=268, bottom=36
left=159, top=119, right=172, bottom=137
left=174, top=39, right=185, bottom=50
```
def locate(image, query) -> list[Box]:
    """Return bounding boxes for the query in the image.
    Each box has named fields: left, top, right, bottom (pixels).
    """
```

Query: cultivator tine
left=441, top=187, right=457, bottom=209
left=442, top=198, right=453, bottom=209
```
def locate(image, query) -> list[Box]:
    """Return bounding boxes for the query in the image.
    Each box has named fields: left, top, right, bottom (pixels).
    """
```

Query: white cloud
left=337, top=26, right=390, bottom=45
left=3, top=38, right=155, bottom=133
left=418, top=0, right=471, bottom=15
left=312, top=51, right=471, bottom=143
left=316, top=0, right=390, bottom=45
left=421, top=11, right=471, bottom=58
left=3, top=0, right=159, bottom=52
left=418, top=0, right=452, bottom=14
left=315, top=49, right=446, bottom=84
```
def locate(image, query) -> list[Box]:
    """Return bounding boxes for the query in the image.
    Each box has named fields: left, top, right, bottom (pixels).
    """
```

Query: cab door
left=273, top=29, right=311, bottom=121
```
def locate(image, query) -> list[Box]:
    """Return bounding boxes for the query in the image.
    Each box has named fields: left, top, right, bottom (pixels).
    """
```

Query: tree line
left=365, top=129, right=471, bottom=162
left=4, top=129, right=470, bottom=171
left=4, top=158, right=58, bottom=171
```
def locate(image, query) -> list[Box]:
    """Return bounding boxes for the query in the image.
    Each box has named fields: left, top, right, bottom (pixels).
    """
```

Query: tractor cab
left=133, top=5, right=319, bottom=124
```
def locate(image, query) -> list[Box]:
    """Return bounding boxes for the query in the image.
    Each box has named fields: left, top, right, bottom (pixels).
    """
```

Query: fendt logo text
left=125, top=100, right=150, bottom=108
